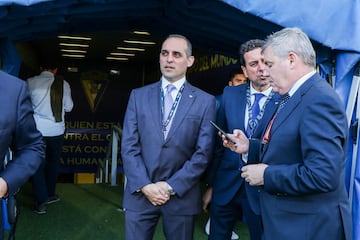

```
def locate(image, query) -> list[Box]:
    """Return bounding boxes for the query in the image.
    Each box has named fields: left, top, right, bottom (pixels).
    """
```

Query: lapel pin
left=189, top=94, right=193, bottom=98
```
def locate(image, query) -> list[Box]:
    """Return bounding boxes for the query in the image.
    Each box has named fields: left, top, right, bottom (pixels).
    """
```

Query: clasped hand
left=141, top=181, right=170, bottom=206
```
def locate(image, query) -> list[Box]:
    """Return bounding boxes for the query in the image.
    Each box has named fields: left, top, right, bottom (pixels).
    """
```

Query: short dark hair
left=239, top=39, right=265, bottom=66
left=228, top=68, right=244, bottom=81
left=39, top=57, right=59, bottom=70
left=165, top=34, right=192, bottom=57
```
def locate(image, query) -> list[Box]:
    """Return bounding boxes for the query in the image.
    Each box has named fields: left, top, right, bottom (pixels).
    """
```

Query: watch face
left=168, top=189, right=176, bottom=196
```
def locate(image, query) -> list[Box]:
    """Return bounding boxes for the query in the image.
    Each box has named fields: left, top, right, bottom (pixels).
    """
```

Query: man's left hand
left=241, top=164, right=268, bottom=186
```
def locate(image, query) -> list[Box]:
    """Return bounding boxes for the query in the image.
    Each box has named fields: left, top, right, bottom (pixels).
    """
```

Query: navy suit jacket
left=255, top=73, right=352, bottom=240
left=0, top=71, right=44, bottom=196
left=121, top=80, right=216, bottom=215
left=207, top=83, right=280, bottom=214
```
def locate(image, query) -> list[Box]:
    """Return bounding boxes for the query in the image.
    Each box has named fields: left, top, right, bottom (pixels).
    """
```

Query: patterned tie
left=164, top=84, right=175, bottom=121
left=246, top=93, right=264, bottom=136
left=262, top=93, right=290, bottom=143
left=276, top=93, right=290, bottom=114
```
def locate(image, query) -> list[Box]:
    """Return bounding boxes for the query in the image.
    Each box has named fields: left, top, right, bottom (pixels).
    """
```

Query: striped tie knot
left=277, top=93, right=290, bottom=113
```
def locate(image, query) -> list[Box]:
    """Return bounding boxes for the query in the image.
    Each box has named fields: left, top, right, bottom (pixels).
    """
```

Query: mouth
left=258, top=75, right=269, bottom=80
left=164, top=65, right=174, bottom=70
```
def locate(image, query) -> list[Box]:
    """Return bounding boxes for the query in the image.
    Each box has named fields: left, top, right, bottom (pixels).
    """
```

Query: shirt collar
left=161, top=77, right=186, bottom=91
left=249, top=84, right=273, bottom=97
left=288, top=70, right=316, bottom=97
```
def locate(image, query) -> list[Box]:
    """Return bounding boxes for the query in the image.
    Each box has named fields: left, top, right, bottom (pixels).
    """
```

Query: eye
left=173, top=52, right=182, bottom=58
left=265, top=62, right=273, bottom=68
left=161, top=50, right=168, bottom=56
left=248, top=62, right=258, bottom=68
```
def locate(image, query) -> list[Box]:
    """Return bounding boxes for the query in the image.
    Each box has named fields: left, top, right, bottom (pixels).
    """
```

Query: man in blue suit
left=0, top=70, right=45, bottom=239
left=203, top=39, right=280, bottom=240
left=121, top=34, right=216, bottom=240
left=225, top=27, right=352, bottom=240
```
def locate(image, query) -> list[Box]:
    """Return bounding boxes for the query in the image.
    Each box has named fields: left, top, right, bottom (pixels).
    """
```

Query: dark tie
left=276, top=93, right=290, bottom=114
left=246, top=93, right=264, bottom=136
left=163, top=84, right=176, bottom=122
left=262, top=93, right=290, bottom=144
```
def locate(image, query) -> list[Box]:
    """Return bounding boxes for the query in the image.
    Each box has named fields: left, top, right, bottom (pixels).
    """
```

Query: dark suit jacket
left=121, top=80, right=216, bottom=215
left=256, top=73, right=352, bottom=240
left=207, top=83, right=280, bottom=214
left=0, top=71, right=44, bottom=196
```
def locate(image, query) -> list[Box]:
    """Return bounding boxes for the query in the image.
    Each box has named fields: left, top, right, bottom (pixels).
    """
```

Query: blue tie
left=164, top=84, right=176, bottom=122
left=246, top=93, right=264, bottom=137
left=163, top=84, right=176, bottom=138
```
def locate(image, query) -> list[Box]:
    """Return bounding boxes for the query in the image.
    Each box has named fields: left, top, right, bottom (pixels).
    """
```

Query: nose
left=262, top=68, right=270, bottom=76
left=258, top=61, right=266, bottom=71
left=166, top=54, right=174, bottom=63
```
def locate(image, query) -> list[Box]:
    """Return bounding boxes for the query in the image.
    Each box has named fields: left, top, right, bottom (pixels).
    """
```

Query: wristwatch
left=168, top=186, right=176, bottom=196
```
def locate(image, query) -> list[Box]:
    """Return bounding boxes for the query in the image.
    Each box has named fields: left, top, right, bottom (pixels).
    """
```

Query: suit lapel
left=165, top=83, right=195, bottom=141
left=235, top=86, right=248, bottom=131
left=148, top=82, right=164, bottom=140
left=254, top=93, right=281, bottom=136
left=271, top=75, right=316, bottom=134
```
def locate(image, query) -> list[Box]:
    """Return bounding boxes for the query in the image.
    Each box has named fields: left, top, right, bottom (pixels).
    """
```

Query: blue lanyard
left=160, top=84, right=185, bottom=132
left=246, top=86, right=274, bottom=136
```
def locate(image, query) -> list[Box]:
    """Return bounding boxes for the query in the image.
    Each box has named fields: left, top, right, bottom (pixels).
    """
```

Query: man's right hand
left=141, top=183, right=170, bottom=206
left=222, top=129, right=249, bottom=154
left=202, top=187, right=212, bottom=213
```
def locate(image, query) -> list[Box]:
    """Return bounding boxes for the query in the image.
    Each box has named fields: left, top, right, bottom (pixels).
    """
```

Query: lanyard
left=246, top=86, right=274, bottom=136
left=160, top=84, right=185, bottom=132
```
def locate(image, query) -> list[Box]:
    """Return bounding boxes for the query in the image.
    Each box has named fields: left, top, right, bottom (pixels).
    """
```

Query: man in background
left=228, top=68, right=247, bottom=86
left=27, top=58, right=74, bottom=214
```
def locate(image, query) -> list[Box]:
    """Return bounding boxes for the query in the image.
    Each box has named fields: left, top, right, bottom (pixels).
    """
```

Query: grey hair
left=262, top=27, right=316, bottom=67
left=165, top=34, right=193, bottom=57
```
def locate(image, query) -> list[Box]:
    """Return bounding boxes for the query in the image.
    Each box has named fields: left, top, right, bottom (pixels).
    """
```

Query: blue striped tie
left=246, top=93, right=264, bottom=137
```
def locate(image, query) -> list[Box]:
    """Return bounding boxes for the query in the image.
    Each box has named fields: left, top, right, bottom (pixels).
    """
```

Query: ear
left=288, top=52, right=297, bottom=67
left=187, top=56, right=195, bottom=67
left=241, top=65, right=249, bottom=78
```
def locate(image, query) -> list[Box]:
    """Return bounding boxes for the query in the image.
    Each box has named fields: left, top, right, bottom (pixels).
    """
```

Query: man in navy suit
left=121, top=34, right=216, bottom=240
left=203, top=39, right=280, bottom=240
left=0, top=70, right=45, bottom=239
left=225, top=27, right=352, bottom=240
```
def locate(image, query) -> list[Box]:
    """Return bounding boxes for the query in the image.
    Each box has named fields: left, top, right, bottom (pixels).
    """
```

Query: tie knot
left=281, top=93, right=290, bottom=102
left=166, top=84, right=176, bottom=93
left=277, top=93, right=290, bottom=113
left=253, top=93, right=264, bottom=102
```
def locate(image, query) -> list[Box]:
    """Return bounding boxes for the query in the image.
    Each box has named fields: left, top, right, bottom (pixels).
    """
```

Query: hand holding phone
left=209, top=120, right=236, bottom=144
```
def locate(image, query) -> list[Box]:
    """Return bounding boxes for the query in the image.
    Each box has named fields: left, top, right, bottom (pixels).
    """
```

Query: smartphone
left=209, top=120, right=236, bottom=144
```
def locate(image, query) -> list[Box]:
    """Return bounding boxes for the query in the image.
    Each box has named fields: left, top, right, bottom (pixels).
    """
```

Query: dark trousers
left=210, top=184, right=263, bottom=240
left=125, top=207, right=195, bottom=240
left=32, top=134, right=64, bottom=204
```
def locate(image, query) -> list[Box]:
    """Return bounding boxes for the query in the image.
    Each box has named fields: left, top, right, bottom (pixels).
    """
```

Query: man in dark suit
left=203, top=39, right=280, bottom=240
left=121, top=34, right=216, bottom=240
left=0, top=70, right=45, bottom=239
left=224, top=27, right=352, bottom=240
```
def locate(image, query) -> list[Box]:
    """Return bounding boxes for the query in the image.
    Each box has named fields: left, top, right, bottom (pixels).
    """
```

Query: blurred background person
left=27, top=58, right=74, bottom=214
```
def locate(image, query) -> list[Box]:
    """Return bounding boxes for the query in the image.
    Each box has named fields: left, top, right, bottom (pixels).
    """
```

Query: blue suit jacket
left=207, top=83, right=280, bottom=214
left=0, top=71, right=44, bottom=194
left=257, top=73, right=352, bottom=240
left=121, top=81, right=216, bottom=215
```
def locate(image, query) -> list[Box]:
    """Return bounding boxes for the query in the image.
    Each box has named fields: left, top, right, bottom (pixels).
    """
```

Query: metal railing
left=97, top=125, right=122, bottom=186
